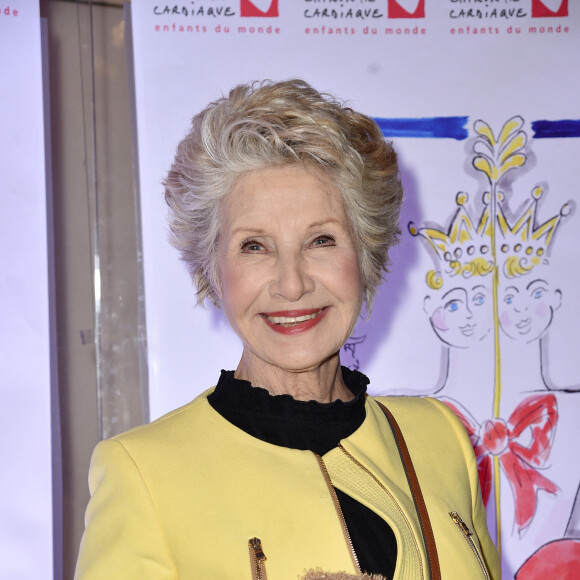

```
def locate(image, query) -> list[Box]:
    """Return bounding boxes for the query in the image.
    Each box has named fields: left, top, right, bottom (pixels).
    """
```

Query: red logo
left=240, top=0, right=279, bottom=17
left=388, top=0, right=425, bottom=18
left=531, top=0, right=568, bottom=17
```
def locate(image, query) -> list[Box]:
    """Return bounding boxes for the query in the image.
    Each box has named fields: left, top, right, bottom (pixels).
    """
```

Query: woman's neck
left=234, top=351, right=354, bottom=403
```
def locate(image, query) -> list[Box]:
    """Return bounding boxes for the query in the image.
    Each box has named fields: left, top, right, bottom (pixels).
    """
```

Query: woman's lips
left=261, top=308, right=328, bottom=335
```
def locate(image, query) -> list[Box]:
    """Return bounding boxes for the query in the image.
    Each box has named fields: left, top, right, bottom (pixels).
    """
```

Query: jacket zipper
left=337, top=444, right=425, bottom=580
left=248, top=537, right=268, bottom=580
left=314, top=454, right=362, bottom=574
left=449, top=512, right=490, bottom=579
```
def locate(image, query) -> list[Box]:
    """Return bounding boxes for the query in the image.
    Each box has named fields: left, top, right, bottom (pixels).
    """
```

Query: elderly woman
left=75, top=80, right=498, bottom=580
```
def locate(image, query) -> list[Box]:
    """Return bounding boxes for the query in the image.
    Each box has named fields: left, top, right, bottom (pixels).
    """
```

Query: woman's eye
left=311, top=235, right=335, bottom=247
left=445, top=300, right=460, bottom=313
left=473, top=294, right=485, bottom=306
left=240, top=240, right=265, bottom=252
left=505, top=295, right=513, bottom=305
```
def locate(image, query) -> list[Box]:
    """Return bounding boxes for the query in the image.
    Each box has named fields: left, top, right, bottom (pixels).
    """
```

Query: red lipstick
left=260, top=308, right=327, bottom=335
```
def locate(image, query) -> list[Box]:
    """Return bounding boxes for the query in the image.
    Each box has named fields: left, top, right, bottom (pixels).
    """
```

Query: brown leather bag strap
left=375, top=400, right=441, bottom=580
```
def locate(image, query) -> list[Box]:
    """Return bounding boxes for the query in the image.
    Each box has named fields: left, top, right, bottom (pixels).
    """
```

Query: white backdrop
left=130, top=1, right=580, bottom=577
left=0, top=1, right=55, bottom=578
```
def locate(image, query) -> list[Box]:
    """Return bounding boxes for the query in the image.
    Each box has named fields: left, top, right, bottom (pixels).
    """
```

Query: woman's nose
left=269, top=249, right=315, bottom=301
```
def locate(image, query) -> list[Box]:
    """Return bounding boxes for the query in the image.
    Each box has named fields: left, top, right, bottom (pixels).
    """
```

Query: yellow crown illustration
left=411, top=116, right=573, bottom=287
left=409, top=191, right=494, bottom=288
left=410, top=187, right=571, bottom=286
left=492, top=186, right=571, bottom=277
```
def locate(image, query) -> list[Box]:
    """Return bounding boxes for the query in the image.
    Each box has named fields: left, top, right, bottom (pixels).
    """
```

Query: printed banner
left=0, top=1, right=55, bottom=578
left=130, top=1, right=580, bottom=576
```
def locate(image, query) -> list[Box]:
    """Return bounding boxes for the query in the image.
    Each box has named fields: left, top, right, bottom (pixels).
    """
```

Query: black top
left=208, top=366, right=397, bottom=578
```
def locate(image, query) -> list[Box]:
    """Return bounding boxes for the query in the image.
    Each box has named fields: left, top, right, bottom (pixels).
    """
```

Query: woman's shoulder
left=371, top=394, right=461, bottom=425
left=86, top=387, right=228, bottom=489
left=368, top=395, right=475, bottom=457
left=103, top=387, right=217, bottom=452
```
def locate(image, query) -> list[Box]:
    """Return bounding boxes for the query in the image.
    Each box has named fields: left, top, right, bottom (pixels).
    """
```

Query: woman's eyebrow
left=230, top=227, right=268, bottom=237
left=306, top=218, right=344, bottom=229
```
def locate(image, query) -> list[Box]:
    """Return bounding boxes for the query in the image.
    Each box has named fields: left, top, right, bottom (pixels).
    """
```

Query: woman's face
left=216, top=165, right=363, bottom=375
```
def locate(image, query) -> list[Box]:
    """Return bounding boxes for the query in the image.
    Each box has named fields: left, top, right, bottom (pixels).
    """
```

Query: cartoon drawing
left=493, top=185, right=578, bottom=395
left=515, top=538, right=580, bottom=579
left=514, top=472, right=580, bottom=578
left=408, top=116, right=579, bottom=577
left=497, top=186, right=565, bottom=345
left=409, top=192, right=495, bottom=410
left=566, top=484, right=580, bottom=539
left=423, top=279, right=492, bottom=348
left=500, top=269, right=562, bottom=343
left=444, top=393, right=559, bottom=532
left=342, top=335, right=367, bottom=371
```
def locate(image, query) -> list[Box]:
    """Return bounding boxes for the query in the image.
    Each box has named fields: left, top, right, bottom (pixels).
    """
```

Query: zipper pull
left=249, top=537, right=266, bottom=562
left=449, top=511, right=473, bottom=537
left=249, top=537, right=268, bottom=580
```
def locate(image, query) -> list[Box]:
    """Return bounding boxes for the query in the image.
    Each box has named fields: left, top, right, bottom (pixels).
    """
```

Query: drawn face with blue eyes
left=424, top=283, right=492, bottom=348
left=499, top=275, right=562, bottom=342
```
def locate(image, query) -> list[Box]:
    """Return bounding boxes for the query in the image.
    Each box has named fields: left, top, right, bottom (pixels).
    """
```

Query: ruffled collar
left=207, top=366, right=369, bottom=456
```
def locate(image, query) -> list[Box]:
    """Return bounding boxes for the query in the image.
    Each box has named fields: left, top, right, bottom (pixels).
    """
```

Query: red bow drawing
left=443, top=394, right=559, bottom=532
left=516, top=538, right=580, bottom=579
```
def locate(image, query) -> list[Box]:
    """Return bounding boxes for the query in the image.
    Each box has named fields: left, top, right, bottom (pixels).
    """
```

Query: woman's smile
left=261, top=307, right=328, bottom=334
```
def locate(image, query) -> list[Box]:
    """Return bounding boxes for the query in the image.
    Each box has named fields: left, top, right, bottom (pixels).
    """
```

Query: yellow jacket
left=75, top=391, right=499, bottom=579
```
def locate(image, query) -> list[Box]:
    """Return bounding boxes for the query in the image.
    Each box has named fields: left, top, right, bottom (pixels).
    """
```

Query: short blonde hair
left=164, top=79, right=403, bottom=309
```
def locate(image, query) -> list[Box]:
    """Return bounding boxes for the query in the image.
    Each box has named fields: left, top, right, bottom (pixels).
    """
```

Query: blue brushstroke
left=374, top=116, right=469, bottom=140
left=374, top=117, right=580, bottom=140
left=532, top=119, right=580, bottom=139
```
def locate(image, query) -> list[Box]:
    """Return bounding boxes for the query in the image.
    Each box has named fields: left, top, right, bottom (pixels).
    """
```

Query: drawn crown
left=410, top=187, right=571, bottom=282
left=408, top=191, right=494, bottom=280
left=410, top=116, right=572, bottom=285
left=492, top=186, right=571, bottom=276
